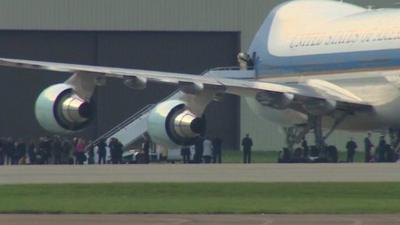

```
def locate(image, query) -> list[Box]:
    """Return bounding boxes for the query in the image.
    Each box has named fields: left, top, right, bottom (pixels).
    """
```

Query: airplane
left=0, top=0, right=399, bottom=153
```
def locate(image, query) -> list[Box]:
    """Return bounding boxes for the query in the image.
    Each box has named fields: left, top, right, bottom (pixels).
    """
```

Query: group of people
left=2, top=132, right=399, bottom=165
left=180, top=136, right=223, bottom=164
left=0, top=136, right=71, bottom=165
left=0, top=136, right=125, bottom=165
left=96, top=138, right=124, bottom=164
left=276, top=132, right=400, bottom=163
left=347, top=133, right=400, bottom=163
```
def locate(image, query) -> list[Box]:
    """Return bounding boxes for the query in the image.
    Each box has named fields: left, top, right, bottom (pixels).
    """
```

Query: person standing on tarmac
left=87, top=140, right=95, bottom=165
left=109, top=138, right=123, bottom=164
left=52, top=136, right=62, bottom=165
left=180, top=146, right=191, bottom=163
left=193, top=137, right=204, bottom=163
left=142, top=135, right=150, bottom=164
left=242, top=134, right=253, bottom=164
left=212, top=137, right=222, bottom=163
left=97, top=138, right=107, bottom=164
left=202, top=137, right=213, bottom=164
left=346, top=138, right=357, bottom=162
left=364, top=133, right=374, bottom=162
left=377, top=135, right=387, bottom=162
left=301, top=138, right=309, bottom=159
left=74, top=138, right=86, bottom=164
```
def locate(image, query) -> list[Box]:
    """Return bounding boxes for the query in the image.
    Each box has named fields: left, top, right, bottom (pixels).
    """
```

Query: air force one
left=1, top=0, right=400, bottom=150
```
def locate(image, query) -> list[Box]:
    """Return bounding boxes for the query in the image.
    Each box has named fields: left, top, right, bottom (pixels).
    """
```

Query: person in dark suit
left=52, top=136, right=62, bottom=165
left=4, top=137, right=15, bottom=165
left=212, top=137, right=222, bottom=163
left=181, top=146, right=191, bottom=163
left=109, top=138, right=123, bottom=164
left=41, top=136, right=52, bottom=164
left=346, top=138, right=357, bottom=162
left=301, top=138, right=309, bottom=159
left=27, top=140, right=36, bottom=165
left=61, top=138, right=73, bottom=164
left=193, top=137, right=204, bottom=163
left=142, top=135, right=150, bottom=164
left=97, top=138, right=107, bottom=164
left=377, top=135, right=387, bottom=162
left=364, top=133, right=374, bottom=162
left=15, top=139, right=26, bottom=164
left=87, top=140, right=95, bottom=165
left=242, top=134, right=253, bottom=164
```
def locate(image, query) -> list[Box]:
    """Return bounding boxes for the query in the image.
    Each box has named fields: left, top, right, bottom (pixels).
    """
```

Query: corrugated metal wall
left=0, top=0, right=396, bottom=48
left=0, top=0, right=280, bottom=49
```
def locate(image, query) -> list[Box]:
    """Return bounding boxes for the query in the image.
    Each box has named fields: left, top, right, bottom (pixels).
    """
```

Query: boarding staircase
left=93, top=104, right=153, bottom=147
left=89, top=90, right=179, bottom=149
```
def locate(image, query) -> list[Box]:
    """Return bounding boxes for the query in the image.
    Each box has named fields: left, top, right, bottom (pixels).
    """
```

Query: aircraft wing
left=0, top=58, right=373, bottom=113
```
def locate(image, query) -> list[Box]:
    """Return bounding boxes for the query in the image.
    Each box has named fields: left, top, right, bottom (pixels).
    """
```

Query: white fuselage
left=246, top=0, right=400, bottom=131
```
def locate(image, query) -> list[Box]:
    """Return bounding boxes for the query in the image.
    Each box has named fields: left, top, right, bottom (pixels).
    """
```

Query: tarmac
left=0, top=163, right=400, bottom=184
left=1, top=214, right=400, bottom=225
left=2, top=163, right=400, bottom=225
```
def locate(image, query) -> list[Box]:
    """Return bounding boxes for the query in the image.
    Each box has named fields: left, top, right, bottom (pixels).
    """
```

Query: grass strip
left=0, top=182, right=399, bottom=214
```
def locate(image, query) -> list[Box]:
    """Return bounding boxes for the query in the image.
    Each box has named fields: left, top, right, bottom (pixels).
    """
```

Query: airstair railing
left=89, top=104, right=154, bottom=148
left=88, top=89, right=180, bottom=149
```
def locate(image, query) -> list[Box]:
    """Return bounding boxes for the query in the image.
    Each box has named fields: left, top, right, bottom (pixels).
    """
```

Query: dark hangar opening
left=0, top=31, right=240, bottom=149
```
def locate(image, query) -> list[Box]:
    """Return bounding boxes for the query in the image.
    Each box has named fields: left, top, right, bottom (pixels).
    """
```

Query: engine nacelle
left=147, top=100, right=205, bottom=146
left=255, top=91, right=294, bottom=109
left=35, top=83, right=93, bottom=133
left=303, top=99, right=336, bottom=116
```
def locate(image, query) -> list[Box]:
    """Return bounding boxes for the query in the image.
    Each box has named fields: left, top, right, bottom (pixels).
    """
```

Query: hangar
left=0, top=0, right=396, bottom=150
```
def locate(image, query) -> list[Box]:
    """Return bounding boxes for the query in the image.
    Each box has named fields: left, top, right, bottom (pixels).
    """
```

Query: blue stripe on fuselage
left=248, top=1, right=400, bottom=76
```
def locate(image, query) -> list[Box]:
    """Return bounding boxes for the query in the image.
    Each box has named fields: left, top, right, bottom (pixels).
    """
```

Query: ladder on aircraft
left=89, top=90, right=179, bottom=149
left=91, top=104, right=154, bottom=148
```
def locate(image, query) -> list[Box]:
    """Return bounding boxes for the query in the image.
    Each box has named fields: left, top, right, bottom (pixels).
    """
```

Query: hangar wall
left=0, top=0, right=394, bottom=48
left=0, top=0, right=397, bottom=150
left=0, top=31, right=239, bottom=148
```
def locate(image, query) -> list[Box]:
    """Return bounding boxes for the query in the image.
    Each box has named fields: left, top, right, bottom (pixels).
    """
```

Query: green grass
left=1, top=183, right=400, bottom=214
left=222, top=151, right=365, bottom=163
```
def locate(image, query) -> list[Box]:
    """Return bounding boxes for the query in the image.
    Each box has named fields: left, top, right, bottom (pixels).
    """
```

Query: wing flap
left=0, top=57, right=373, bottom=113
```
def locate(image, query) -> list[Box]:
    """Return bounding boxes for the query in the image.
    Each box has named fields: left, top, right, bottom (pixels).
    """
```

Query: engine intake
left=35, top=83, right=93, bottom=133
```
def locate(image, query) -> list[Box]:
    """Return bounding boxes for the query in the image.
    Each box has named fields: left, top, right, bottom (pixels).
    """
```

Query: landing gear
left=309, top=115, right=325, bottom=154
left=284, top=112, right=348, bottom=159
left=284, top=125, right=310, bottom=152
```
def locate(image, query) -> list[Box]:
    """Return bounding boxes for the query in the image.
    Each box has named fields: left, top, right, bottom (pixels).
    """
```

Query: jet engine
left=147, top=100, right=205, bottom=146
left=35, top=83, right=93, bottom=133
left=303, top=99, right=336, bottom=116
